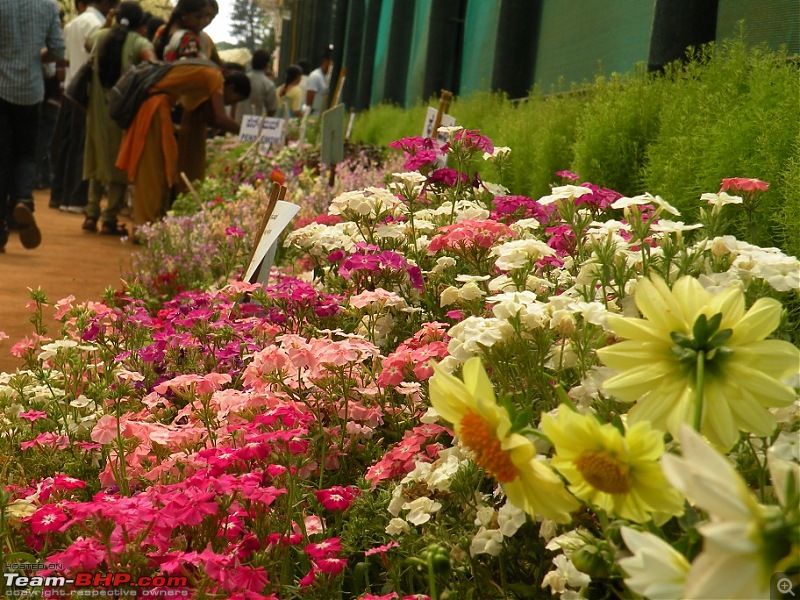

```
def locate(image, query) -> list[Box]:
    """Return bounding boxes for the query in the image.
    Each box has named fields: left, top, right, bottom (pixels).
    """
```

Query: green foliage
left=572, top=65, right=663, bottom=195
left=352, top=36, right=799, bottom=253
left=642, top=38, right=800, bottom=247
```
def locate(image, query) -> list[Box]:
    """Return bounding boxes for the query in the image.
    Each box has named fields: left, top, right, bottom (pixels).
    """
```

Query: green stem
left=427, top=557, right=439, bottom=600
left=693, top=350, right=705, bottom=432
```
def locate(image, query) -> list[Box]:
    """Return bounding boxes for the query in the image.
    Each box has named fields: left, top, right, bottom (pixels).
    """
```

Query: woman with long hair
left=154, top=0, right=214, bottom=61
left=277, top=64, right=304, bottom=118
left=82, top=1, right=155, bottom=235
left=116, top=64, right=250, bottom=234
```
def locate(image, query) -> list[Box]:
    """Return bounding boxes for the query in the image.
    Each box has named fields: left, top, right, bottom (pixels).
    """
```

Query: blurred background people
left=82, top=1, right=155, bottom=236
left=0, top=0, right=65, bottom=251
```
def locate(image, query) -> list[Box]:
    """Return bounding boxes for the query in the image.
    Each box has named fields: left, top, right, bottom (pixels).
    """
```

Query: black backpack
left=108, top=58, right=219, bottom=130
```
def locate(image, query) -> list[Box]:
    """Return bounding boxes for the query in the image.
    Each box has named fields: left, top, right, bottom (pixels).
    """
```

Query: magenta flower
left=18, top=410, right=48, bottom=422
left=304, top=537, right=342, bottom=560
left=28, top=505, right=67, bottom=534
left=555, top=170, right=580, bottom=181
left=315, top=486, right=360, bottom=511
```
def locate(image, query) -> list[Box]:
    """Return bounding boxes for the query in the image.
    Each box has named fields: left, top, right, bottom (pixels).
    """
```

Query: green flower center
left=670, top=312, right=733, bottom=368
left=575, top=450, right=631, bottom=494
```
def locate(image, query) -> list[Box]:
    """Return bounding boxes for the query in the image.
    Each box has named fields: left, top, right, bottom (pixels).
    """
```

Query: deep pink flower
left=223, top=565, right=269, bottom=593
left=555, top=170, right=580, bottom=181
left=28, top=505, right=67, bottom=534
left=304, top=537, right=342, bottom=560
left=18, top=410, right=48, bottom=422
left=315, top=486, right=360, bottom=511
left=314, top=557, right=346, bottom=574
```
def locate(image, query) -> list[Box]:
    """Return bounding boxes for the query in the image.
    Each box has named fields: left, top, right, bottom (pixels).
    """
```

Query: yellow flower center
left=575, top=450, right=630, bottom=494
left=459, top=411, right=519, bottom=483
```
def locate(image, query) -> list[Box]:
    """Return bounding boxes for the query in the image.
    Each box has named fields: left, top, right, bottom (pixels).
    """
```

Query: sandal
left=82, top=217, right=98, bottom=232
left=100, top=221, right=129, bottom=236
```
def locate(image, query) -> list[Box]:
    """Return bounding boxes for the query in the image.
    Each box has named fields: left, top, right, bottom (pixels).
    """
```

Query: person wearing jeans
left=0, top=0, right=65, bottom=251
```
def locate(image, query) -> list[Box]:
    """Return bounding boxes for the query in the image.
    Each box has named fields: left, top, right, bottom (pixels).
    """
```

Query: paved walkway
left=0, top=190, right=136, bottom=373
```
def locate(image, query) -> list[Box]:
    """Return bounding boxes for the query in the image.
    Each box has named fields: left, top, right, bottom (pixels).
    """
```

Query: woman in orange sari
left=116, top=63, right=249, bottom=229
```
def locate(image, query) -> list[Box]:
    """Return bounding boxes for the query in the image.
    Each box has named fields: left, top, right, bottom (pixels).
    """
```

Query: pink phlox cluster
left=364, top=423, right=449, bottom=487
left=574, top=182, right=622, bottom=211
left=453, top=129, right=494, bottom=154
left=491, top=195, right=555, bottom=225
left=338, top=244, right=424, bottom=291
left=388, top=136, right=443, bottom=171
left=378, top=322, right=450, bottom=387
left=20, top=432, right=70, bottom=451
left=427, top=219, right=516, bottom=253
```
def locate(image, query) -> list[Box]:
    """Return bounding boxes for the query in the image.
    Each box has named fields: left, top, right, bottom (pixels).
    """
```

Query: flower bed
left=0, top=131, right=798, bottom=600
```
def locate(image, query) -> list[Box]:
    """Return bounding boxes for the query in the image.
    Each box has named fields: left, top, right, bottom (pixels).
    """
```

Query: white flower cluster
left=328, top=187, right=403, bottom=221
left=706, top=236, right=800, bottom=291
left=470, top=501, right=527, bottom=557
left=385, top=447, right=471, bottom=535
left=491, top=238, right=555, bottom=271
left=284, top=221, right=360, bottom=256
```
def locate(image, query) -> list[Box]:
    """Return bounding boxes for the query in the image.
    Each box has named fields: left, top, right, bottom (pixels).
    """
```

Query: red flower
left=720, top=177, right=769, bottom=193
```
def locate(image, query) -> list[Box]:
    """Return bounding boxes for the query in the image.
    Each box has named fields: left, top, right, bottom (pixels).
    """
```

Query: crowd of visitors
left=0, top=0, right=337, bottom=252
left=0, top=0, right=253, bottom=250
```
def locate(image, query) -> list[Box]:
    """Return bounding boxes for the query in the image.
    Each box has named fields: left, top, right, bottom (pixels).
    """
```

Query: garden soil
left=0, top=190, right=136, bottom=373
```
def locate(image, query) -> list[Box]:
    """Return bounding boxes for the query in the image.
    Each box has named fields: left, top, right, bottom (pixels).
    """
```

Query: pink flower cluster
left=388, top=136, right=444, bottom=171
left=427, top=219, right=516, bottom=253
left=365, top=423, right=449, bottom=487
left=336, top=244, right=424, bottom=291
left=378, top=322, right=450, bottom=387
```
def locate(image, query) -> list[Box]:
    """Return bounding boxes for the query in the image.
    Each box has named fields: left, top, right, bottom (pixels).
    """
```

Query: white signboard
left=239, top=116, right=286, bottom=145
left=422, top=106, right=456, bottom=139
left=421, top=107, right=456, bottom=169
left=244, top=200, right=301, bottom=283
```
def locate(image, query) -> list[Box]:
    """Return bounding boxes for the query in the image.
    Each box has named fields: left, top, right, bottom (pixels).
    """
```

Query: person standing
left=82, top=1, right=155, bottom=236
left=0, top=0, right=65, bottom=252
left=50, top=0, right=117, bottom=214
left=115, top=63, right=249, bottom=233
left=236, top=49, right=278, bottom=123
left=305, top=47, right=332, bottom=116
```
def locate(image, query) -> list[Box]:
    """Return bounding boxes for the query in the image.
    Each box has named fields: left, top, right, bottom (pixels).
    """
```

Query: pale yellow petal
left=429, top=365, right=471, bottom=425
left=706, top=285, right=745, bottom=327
left=605, top=315, right=672, bottom=343
left=635, top=276, right=687, bottom=331
left=728, top=297, right=782, bottom=344
left=596, top=340, right=672, bottom=369
left=731, top=341, right=800, bottom=380
left=672, top=276, right=712, bottom=326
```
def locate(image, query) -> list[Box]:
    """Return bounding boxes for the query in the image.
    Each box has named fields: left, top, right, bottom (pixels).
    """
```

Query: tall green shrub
left=643, top=38, right=800, bottom=247
left=571, top=65, right=663, bottom=195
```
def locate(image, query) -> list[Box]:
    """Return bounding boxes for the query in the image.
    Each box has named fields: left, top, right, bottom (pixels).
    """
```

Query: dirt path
left=0, top=190, right=137, bottom=373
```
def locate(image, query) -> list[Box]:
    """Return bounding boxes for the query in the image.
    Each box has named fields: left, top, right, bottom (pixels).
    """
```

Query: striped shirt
left=0, top=0, right=65, bottom=105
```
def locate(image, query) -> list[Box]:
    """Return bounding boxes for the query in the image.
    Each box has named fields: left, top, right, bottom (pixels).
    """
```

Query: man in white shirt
left=305, top=47, right=332, bottom=117
left=50, top=0, right=116, bottom=213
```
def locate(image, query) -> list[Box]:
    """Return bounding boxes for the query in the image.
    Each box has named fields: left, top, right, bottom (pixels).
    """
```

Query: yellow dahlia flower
left=540, top=406, right=684, bottom=523
left=597, top=275, right=799, bottom=450
left=429, top=357, right=579, bottom=523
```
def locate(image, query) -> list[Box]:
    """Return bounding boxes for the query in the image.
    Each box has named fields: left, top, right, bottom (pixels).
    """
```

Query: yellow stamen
left=459, top=412, right=518, bottom=483
left=575, top=450, right=630, bottom=494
